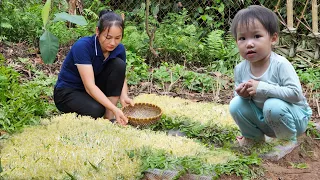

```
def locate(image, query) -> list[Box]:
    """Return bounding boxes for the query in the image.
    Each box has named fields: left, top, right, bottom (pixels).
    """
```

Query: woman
left=54, top=10, right=133, bottom=125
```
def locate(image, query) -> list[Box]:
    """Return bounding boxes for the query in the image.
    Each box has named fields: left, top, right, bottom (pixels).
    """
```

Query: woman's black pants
left=54, top=58, right=126, bottom=118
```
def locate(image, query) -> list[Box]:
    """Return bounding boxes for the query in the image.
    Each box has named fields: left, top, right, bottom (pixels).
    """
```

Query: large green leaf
left=53, top=12, right=87, bottom=26
left=41, top=0, right=51, bottom=28
left=39, top=31, right=59, bottom=64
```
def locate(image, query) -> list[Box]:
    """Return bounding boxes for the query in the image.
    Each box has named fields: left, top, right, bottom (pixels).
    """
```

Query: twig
left=316, top=91, right=320, bottom=117
left=295, top=54, right=314, bottom=66
left=145, top=0, right=158, bottom=57
left=148, top=69, right=154, bottom=94
left=274, top=0, right=281, bottom=12
left=284, top=171, right=312, bottom=174
left=296, top=0, right=309, bottom=29
left=296, top=17, right=315, bottom=35
left=167, top=58, right=186, bottom=92
left=296, top=47, right=317, bottom=60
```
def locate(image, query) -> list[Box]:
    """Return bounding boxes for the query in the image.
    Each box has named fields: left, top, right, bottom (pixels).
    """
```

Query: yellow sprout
left=1, top=113, right=236, bottom=179
left=134, top=94, right=236, bottom=127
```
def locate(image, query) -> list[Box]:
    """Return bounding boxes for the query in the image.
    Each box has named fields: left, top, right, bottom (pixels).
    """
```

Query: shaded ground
left=1, top=42, right=320, bottom=180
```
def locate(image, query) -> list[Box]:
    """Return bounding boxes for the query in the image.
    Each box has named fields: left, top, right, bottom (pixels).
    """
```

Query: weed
left=306, top=121, right=320, bottom=139
left=150, top=115, right=238, bottom=147
left=289, top=162, right=308, bottom=169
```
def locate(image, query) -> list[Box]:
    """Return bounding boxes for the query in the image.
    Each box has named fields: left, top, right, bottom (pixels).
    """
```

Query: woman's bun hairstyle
left=96, top=9, right=124, bottom=37
left=99, top=9, right=113, bottom=19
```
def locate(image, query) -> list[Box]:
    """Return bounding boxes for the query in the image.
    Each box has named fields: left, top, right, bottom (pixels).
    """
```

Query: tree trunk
left=66, top=0, right=83, bottom=27
left=67, top=0, right=83, bottom=15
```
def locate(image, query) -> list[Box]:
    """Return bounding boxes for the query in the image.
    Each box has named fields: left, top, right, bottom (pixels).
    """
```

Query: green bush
left=155, top=9, right=202, bottom=63
left=0, top=0, right=43, bottom=44
left=297, top=67, right=320, bottom=90
left=0, top=61, right=55, bottom=133
left=122, top=26, right=149, bottom=55
left=126, top=51, right=150, bottom=85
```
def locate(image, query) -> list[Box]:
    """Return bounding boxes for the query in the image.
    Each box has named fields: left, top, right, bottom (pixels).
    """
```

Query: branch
left=274, top=4, right=296, bottom=39
left=296, top=0, right=309, bottom=29
left=296, top=17, right=314, bottom=34
left=145, top=0, right=158, bottom=57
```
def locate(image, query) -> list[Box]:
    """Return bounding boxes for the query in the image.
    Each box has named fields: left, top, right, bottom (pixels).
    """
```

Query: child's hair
left=230, top=5, right=279, bottom=39
left=97, top=9, right=124, bottom=37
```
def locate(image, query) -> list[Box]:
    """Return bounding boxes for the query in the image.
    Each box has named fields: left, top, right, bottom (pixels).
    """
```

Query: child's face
left=96, top=25, right=123, bottom=52
left=236, top=19, right=278, bottom=64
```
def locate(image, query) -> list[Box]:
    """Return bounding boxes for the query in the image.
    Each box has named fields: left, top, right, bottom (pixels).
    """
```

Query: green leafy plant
left=0, top=57, right=56, bottom=133
left=0, top=19, right=12, bottom=42
left=126, top=51, right=150, bottom=85
left=297, top=67, right=320, bottom=90
left=214, top=154, right=262, bottom=179
left=196, top=2, right=225, bottom=29
left=153, top=62, right=175, bottom=84
left=183, top=71, right=215, bottom=93
left=306, top=121, right=320, bottom=139
left=202, top=30, right=239, bottom=67
left=152, top=63, right=186, bottom=91
left=150, top=115, right=238, bottom=147
left=0, top=0, right=43, bottom=43
left=132, top=147, right=261, bottom=179
left=151, top=62, right=226, bottom=93
left=155, top=9, right=202, bottom=62
left=122, top=25, right=149, bottom=55
left=40, top=0, right=87, bottom=64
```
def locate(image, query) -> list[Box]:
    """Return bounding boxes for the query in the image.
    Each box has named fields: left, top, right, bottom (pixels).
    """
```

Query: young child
left=229, top=5, right=312, bottom=159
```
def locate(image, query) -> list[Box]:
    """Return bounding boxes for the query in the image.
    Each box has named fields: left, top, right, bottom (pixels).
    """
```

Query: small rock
left=167, top=129, right=186, bottom=137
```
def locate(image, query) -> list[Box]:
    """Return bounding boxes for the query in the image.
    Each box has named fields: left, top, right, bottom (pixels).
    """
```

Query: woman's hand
left=113, top=108, right=128, bottom=126
left=120, top=94, right=134, bottom=107
left=235, top=82, right=250, bottom=98
left=246, top=79, right=259, bottom=96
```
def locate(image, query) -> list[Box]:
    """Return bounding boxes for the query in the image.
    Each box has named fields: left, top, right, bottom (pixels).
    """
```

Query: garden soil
left=1, top=42, right=320, bottom=180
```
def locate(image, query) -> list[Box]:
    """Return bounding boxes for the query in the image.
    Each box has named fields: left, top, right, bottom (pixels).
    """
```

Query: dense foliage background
left=0, top=0, right=319, bottom=134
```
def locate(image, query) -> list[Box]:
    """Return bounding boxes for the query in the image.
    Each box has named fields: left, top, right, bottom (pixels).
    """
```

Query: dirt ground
left=1, top=42, right=320, bottom=180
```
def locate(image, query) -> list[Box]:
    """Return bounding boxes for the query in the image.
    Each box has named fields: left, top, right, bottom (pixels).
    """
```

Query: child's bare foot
left=236, top=136, right=264, bottom=147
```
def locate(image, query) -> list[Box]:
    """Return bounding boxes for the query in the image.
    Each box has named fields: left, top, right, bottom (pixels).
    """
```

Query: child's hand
left=235, top=82, right=250, bottom=97
left=246, top=79, right=259, bottom=96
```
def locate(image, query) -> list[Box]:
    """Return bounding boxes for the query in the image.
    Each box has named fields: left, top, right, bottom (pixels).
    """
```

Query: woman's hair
left=97, top=9, right=124, bottom=37
left=230, top=5, right=279, bottom=38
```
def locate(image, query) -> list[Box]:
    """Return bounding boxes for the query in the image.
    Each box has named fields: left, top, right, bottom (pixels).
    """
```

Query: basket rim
left=121, top=102, right=163, bottom=121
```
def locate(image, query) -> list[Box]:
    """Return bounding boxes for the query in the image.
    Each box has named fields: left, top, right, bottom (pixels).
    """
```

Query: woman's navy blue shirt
left=55, top=35, right=126, bottom=90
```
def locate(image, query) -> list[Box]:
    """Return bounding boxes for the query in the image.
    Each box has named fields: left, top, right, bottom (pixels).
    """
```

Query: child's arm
left=255, top=61, right=304, bottom=103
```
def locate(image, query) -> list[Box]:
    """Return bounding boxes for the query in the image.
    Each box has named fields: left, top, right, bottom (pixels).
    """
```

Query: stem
left=145, top=0, right=158, bottom=58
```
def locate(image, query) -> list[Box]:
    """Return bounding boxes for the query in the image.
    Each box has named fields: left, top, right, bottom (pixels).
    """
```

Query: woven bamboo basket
left=122, top=103, right=162, bottom=127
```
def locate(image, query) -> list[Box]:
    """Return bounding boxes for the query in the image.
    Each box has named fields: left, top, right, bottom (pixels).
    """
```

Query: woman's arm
left=77, top=64, right=128, bottom=124
left=120, top=78, right=134, bottom=107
